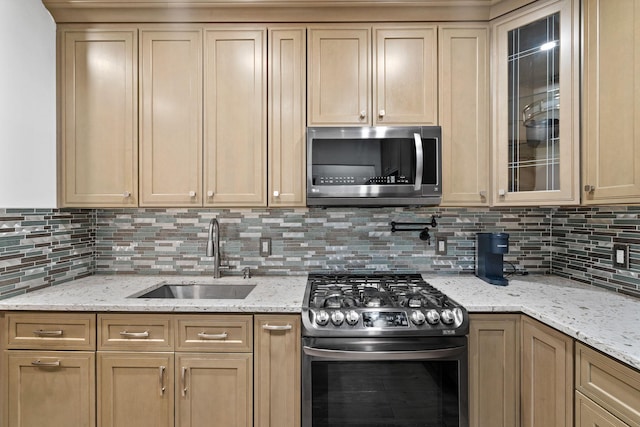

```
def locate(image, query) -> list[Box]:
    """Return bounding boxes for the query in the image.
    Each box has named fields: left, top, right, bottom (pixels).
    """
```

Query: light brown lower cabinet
left=176, top=353, right=252, bottom=427
left=468, top=314, right=520, bottom=427
left=575, top=342, right=640, bottom=427
left=575, top=391, right=630, bottom=427
left=6, top=350, right=96, bottom=427
left=97, top=352, right=174, bottom=427
left=2, top=312, right=300, bottom=427
left=1, top=312, right=97, bottom=427
left=521, top=316, right=574, bottom=427
left=254, top=315, right=301, bottom=427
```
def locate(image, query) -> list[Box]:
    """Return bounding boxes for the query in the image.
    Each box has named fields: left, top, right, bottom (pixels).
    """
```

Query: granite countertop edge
left=0, top=273, right=638, bottom=371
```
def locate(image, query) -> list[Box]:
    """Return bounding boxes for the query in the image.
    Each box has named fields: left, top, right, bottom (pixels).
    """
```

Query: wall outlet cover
left=259, top=237, right=271, bottom=257
left=612, top=243, right=629, bottom=269
left=435, top=235, right=447, bottom=255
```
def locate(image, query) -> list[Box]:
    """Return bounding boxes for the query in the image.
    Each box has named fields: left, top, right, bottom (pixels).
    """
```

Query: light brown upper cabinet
left=204, top=27, right=267, bottom=207
left=268, top=27, right=307, bottom=207
left=582, top=0, right=640, bottom=205
left=139, top=25, right=267, bottom=207
left=59, top=26, right=138, bottom=207
left=308, top=24, right=437, bottom=126
left=139, top=27, right=203, bottom=207
left=439, top=25, right=490, bottom=206
left=491, top=0, right=580, bottom=206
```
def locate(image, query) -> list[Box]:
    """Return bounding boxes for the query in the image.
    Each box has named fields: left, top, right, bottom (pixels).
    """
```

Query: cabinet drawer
left=575, top=391, right=630, bottom=427
left=98, top=314, right=174, bottom=351
left=176, top=315, right=252, bottom=353
left=576, top=343, right=640, bottom=427
left=5, top=312, right=96, bottom=350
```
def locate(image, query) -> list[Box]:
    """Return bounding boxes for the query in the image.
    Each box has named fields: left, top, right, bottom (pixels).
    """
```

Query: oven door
left=302, top=336, right=468, bottom=427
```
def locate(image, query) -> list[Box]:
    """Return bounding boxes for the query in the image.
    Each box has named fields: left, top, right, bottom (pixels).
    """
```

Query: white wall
left=0, top=0, right=57, bottom=208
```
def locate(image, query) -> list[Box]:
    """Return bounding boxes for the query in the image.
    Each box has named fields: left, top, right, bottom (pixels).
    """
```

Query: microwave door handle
left=413, top=133, right=423, bottom=191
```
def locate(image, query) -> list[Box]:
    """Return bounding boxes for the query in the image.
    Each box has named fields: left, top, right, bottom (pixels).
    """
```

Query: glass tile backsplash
left=1, top=206, right=639, bottom=300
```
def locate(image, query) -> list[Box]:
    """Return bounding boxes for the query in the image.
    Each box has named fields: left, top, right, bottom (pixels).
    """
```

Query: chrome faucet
left=206, top=218, right=223, bottom=278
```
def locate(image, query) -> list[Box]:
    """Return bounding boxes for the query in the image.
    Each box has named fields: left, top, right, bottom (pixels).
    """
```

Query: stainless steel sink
left=136, top=283, right=256, bottom=299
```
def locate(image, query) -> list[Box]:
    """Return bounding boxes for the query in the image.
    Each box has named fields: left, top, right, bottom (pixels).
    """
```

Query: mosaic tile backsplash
left=0, top=209, right=94, bottom=299
left=94, top=207, right=552, bottom=276
left=2, top=206, right=640, bottom=300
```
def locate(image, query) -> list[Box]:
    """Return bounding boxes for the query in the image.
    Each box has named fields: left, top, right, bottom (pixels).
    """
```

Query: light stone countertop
left=0, top=275, right=308, bottom=313
left=425, top=274, right=640, bottom=370
left=0, top=273, right=638, bottom=370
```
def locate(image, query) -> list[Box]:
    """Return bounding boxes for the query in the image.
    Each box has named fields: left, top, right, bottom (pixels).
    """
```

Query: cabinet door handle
left=273, top=190, right=280, bottom=197
left=207, top=190, right=214, bottom=197
left=33, top=329, right=63, bottom=337
left=119, top=330, right=149, bottom=338
left=197, top=331, right=228, bottom=340
left=262, top=323, right=292, bottom=331
left=31, top=359, right=61, bottom=367
left=584, top=184, right=595, bottom=193
left=378, top=109, right=386, bottom=118
left=188, top=191, right=196, bottom=197
left=123, top=191, right=131, bottom=198
left=159, top=366, right=166, bottom=396
left=359, top=110, right=366, bottom=120
left=479, top=190, right=487, bottom=198
left=181, top=367, right=188, bottom=397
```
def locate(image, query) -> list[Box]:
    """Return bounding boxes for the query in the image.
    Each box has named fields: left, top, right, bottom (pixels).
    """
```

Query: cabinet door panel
left=268, top=27, right=306, bottom=207
left=7, top=351, right=95, bottom=427
left=176, top=353, right=252, bottom=427
left=521, top=316, right=573, bottom=427
left=254, top=315, right=301, bottom=427
left=308, top=27, right=371, bottom=125
left=469, top=314, right=520, bottom=427
left=583, top=0, right=640, bottom=204
left=439, top=25, right=490, bottom=206
left=60, top=28, right=137, bottom=207
left=204, top=27, right=266, bottom=206
left=373, top=26, right=437, bottom=125
left=140, top=28, right=203, bottom=206
left=98, top=352, right=174, bottom=427
left=492, top=0, right=579, bottom=205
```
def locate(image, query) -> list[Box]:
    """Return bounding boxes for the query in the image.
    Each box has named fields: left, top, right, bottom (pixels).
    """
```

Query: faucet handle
left=242, top=267, right=251, bottom=279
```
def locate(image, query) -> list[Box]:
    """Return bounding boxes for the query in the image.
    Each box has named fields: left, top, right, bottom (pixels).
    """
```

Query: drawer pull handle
left=119, top=330, right=150, bottom=338
left=181, top=367, right=188, bottom=397
left=31, top=359, right=61, bottom=367
left=159, top=366, right=166, bottom=396
left=262, top=324, right=292, bottom=331
left=33, top=329, right=63, bottom=337
left=197, top=331, right=228, bottom=340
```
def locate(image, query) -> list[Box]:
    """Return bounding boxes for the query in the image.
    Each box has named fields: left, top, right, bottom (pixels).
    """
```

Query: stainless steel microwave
left=306, top=126, right=442, bottom=206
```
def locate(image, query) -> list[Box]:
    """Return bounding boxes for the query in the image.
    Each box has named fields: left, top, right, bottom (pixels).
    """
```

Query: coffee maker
left=475, top=232, right=509, bottom=286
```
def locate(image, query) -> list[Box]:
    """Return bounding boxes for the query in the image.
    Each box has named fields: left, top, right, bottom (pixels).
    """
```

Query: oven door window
left=311, top=360, right=460, bottom=427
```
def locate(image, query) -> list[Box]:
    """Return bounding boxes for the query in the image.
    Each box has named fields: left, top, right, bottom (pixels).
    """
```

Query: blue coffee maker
left=475, top=232, right=510, bottom=286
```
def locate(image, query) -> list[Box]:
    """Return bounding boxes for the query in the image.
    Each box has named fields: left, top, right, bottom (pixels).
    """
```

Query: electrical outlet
left=259, top=237, right=271, bottom=257
left=435, top=235, right=447, bottom=255
left=612, top=243, right=629, bottom=269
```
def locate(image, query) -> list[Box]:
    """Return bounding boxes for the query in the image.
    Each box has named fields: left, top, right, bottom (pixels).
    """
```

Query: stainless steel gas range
left=301, top=273, right=469, bottom=427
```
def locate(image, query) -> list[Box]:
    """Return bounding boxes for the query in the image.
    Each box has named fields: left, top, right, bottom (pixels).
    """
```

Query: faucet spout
left=206, top=218, right=221, bottom=278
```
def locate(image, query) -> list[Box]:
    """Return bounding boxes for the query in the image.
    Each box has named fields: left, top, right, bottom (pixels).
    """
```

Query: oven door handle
left=303, top=345, right=465, bottom=361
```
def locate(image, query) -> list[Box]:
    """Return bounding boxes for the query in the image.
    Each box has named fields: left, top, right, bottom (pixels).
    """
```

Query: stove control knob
left=410, top=311, right=426, bottom=325
left=345, top=310, right=360, bottom=326
left=331, top=311, right=345, bottom=326
left=426, top=309, right=440, bottom=325
left=315, top=310, right=330, bottom=326
left=441, top=309, right=455, bottom=325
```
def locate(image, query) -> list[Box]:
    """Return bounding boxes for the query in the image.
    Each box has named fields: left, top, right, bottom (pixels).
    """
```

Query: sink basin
left=136, top=283, right=256, bottom=299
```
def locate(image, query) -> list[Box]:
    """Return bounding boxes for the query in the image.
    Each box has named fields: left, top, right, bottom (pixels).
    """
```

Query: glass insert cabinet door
left=492, top=0, right=579, bottom=205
